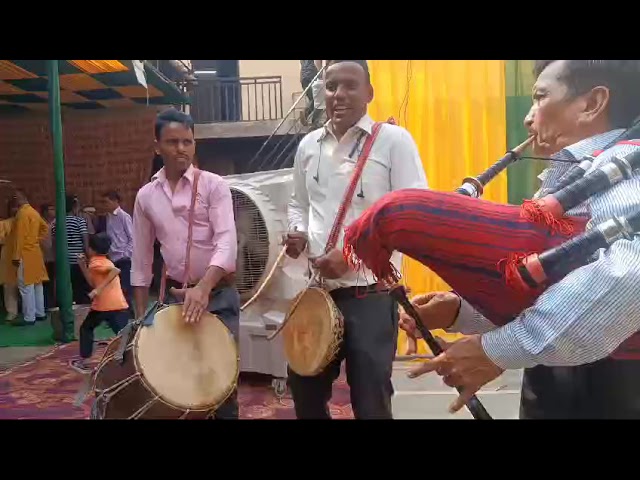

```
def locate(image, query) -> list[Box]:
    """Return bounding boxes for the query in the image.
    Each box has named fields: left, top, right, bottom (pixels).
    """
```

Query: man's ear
left=366, top=83, right=374, bottom=103
left=579, top=86, right=610, bottom=126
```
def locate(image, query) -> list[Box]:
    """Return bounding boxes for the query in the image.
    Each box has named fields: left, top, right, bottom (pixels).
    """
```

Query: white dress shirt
left=288, top=114, right=428, bottom=290
left=448, top=130, right=640, bottom=370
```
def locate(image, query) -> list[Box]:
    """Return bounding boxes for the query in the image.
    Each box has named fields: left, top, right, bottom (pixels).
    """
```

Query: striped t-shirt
left=51, top=215, right=88, bottom=264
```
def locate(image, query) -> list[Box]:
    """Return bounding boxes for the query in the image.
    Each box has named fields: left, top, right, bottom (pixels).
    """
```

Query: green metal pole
left=47, top=60, right=74, bottom=343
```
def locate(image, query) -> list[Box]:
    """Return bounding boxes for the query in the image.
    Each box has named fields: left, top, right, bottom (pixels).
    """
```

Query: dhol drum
left=91, top=304, right=239, bottom=419
left=282, top=287, right=343, bottom=377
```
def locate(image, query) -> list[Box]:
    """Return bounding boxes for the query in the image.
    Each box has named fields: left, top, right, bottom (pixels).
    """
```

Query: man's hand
left=407, top=335, right=504, bottom=413
left=170, top=284, right=211, bottom=324
left=311, top=248, right=350, bottom=279
left=399, top=291, right=461, bottom=354
left=283, top=231, right=308, bottom=259
left=77, top=253, right=88, bottom=268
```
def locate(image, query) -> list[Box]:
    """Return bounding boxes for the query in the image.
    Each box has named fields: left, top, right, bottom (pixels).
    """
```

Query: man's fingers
left=448, top=387, right=478, bottom=414
left=407, top=356, right=443, bottom=379
left=405, top=334, right=417, bottom=355
left=170, top=287, right=186, bottom=300
left=435, top=337, right=451, bottom=351
left=411, top=292, right=439, bottom=306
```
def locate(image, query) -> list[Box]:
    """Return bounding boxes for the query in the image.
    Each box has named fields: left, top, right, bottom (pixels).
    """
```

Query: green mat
left=0, top=311, right=115, bottom=347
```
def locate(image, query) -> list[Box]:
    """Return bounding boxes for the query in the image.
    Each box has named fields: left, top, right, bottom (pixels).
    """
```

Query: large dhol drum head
left=282, top=287, right=343, bottom=377
left=93, top=304, right=239, bottom=419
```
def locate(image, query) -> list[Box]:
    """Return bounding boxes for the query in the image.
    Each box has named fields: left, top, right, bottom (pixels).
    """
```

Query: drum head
left=135, top=305, right=238, bottom=410
left=283, top=288, right=339, bottom=376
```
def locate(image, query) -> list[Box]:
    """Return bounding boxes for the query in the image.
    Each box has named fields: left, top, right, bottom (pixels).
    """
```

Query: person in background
left=0, top=200, right=18, bottom=322
left=80, top=205, right=97, bottom=235
left=101, top=190, right=134, bottom=317
left=40, top=204, right=56, bottom=310
left=300, top=60, right=319, bottom=125
left=69, top=233, right=128, bottom=373
left=6, top=189, right=49, bottom=326
left=52, top=195, right=90, bottom=305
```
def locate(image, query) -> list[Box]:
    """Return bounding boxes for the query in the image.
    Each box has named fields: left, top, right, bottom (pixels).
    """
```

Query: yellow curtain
left=367, top=60, right=508, bottom=353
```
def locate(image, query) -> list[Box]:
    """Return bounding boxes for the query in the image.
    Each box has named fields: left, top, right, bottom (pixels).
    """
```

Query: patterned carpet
left=0, top=343, right=353, bottom=420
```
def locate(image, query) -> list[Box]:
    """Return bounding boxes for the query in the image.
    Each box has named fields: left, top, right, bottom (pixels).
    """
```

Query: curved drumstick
left=241, top=245, right=288, bottom=311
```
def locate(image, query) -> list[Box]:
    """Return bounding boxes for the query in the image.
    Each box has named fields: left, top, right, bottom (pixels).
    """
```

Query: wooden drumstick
left=241, top=245, right=288, bottom=312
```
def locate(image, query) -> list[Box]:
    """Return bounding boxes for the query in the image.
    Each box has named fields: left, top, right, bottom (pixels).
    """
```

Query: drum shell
left=93, top=330, right=215, bottom=419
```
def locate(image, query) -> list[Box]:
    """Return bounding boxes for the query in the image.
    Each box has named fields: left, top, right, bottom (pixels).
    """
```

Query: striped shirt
left=450, top=130, right=640, bottom=369
left=51, top=215, right=88, bottom=264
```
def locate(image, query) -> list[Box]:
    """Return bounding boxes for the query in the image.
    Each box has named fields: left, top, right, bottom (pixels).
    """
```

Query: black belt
left=166, top=277, right=234, bottom=292
left=329, top=283, right=388, bottom=301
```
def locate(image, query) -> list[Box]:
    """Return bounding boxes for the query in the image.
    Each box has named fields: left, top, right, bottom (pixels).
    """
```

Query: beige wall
left=239, top=60, right=304, bottom=119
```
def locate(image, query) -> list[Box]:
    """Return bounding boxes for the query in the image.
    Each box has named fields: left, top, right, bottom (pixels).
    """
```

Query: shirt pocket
left=356, top=155, right=390, bottom=204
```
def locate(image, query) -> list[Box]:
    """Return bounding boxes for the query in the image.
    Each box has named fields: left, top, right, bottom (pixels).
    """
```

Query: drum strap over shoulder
left=324, top=120, right=388, bottom=253
left=157, top=169, right=202, bottom=305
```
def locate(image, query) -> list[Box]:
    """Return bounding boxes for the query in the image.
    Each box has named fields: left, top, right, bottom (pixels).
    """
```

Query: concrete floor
left=391, top=361, right=523, bottom=419
left=0, top=346, right=53, bottom=373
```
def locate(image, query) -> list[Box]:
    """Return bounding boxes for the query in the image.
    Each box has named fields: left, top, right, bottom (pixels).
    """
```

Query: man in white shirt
left=285, top=60, right=428, bottom=419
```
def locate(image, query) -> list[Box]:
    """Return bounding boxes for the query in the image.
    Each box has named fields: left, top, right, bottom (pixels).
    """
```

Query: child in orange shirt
left=69, top=233, right=129, bottom=373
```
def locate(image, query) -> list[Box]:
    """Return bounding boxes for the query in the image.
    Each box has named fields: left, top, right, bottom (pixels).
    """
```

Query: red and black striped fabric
left=343, top=188, right=588, bottom=326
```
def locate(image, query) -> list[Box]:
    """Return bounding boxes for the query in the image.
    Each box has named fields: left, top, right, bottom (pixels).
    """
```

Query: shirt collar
left=538, top=129, right=626, bottom=183
left=110, top=206, right=122, bottom=216
left=556, top=129, right=626, bottom=160
left=322, top=113, right=374, bottom=141
left=152, top=164, right=197, bottom=185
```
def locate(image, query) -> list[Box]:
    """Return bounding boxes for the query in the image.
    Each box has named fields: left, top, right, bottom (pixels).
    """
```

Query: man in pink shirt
left=131, top=108, right=239, bottom=419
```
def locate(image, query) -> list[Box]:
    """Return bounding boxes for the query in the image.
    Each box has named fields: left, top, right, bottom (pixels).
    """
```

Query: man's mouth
left=333, top=105, right=349, bottom=114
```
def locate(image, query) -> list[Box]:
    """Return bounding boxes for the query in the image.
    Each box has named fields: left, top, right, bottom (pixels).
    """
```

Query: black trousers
left=165, top=281, right=241, bottom=420
left=43, top=261, right=56, bottom=310
left=288, top=286, right=399, bottom=419
left=520, top=359, right=640, bottom=419
left=113, top=257, right=133, bottom=317
left=70, top=264, right=91, bottom=305
left=79, top=309, right=129, bottom=359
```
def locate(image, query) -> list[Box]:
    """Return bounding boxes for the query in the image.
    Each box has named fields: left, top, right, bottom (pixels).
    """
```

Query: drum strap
left=158, top=168, right=202, bottom=304
left=324, top=120, right=387, bottom=253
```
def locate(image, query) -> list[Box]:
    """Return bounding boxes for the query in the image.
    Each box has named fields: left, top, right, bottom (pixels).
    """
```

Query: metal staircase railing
left=246, top=65, right=327, bottom=173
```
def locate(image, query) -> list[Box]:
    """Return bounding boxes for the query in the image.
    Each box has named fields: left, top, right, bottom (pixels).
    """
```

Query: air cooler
left=225, top=168, right=309, bottom=395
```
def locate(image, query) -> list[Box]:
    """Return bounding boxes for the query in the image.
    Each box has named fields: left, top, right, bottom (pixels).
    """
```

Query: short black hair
left=89, top=232, right=111, bottom=255
left=534, top=60, right=640, bottom=128
left=154, top=108, right=195, bottom=140
left=40, top=203, right=53, bottom=215
left=65, top=194, right=77, bottom=214
left=328, top=60, right=371, bottom=84
left=102, top=190, right=121, bottom=202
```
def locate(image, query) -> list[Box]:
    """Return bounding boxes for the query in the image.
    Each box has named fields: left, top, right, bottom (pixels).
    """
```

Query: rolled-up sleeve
left=208, top=180, right=237, bottom=273
left=447, top=298, right=497, bottom=335
left=130, top=192, right=155, bottom=287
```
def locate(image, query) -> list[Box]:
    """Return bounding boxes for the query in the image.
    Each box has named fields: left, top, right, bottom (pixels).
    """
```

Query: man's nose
left=524, top=107, right=536, bottom=130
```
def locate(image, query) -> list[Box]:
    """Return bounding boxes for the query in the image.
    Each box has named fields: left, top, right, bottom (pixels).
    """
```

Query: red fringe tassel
left=520, top=200, right=576, bottom=236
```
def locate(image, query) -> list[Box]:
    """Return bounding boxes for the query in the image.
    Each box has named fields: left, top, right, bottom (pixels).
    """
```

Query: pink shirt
left=131, top=165, right=237, bottom=287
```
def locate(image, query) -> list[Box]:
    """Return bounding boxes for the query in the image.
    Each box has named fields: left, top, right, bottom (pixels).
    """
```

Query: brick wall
left=0, top=107, right=159, bottom=215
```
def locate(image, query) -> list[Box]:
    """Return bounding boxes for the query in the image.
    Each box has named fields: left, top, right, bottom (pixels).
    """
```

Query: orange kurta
left=4, top=204, right=49, bottom=286
left=0, top=218, right=15, bottom=286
